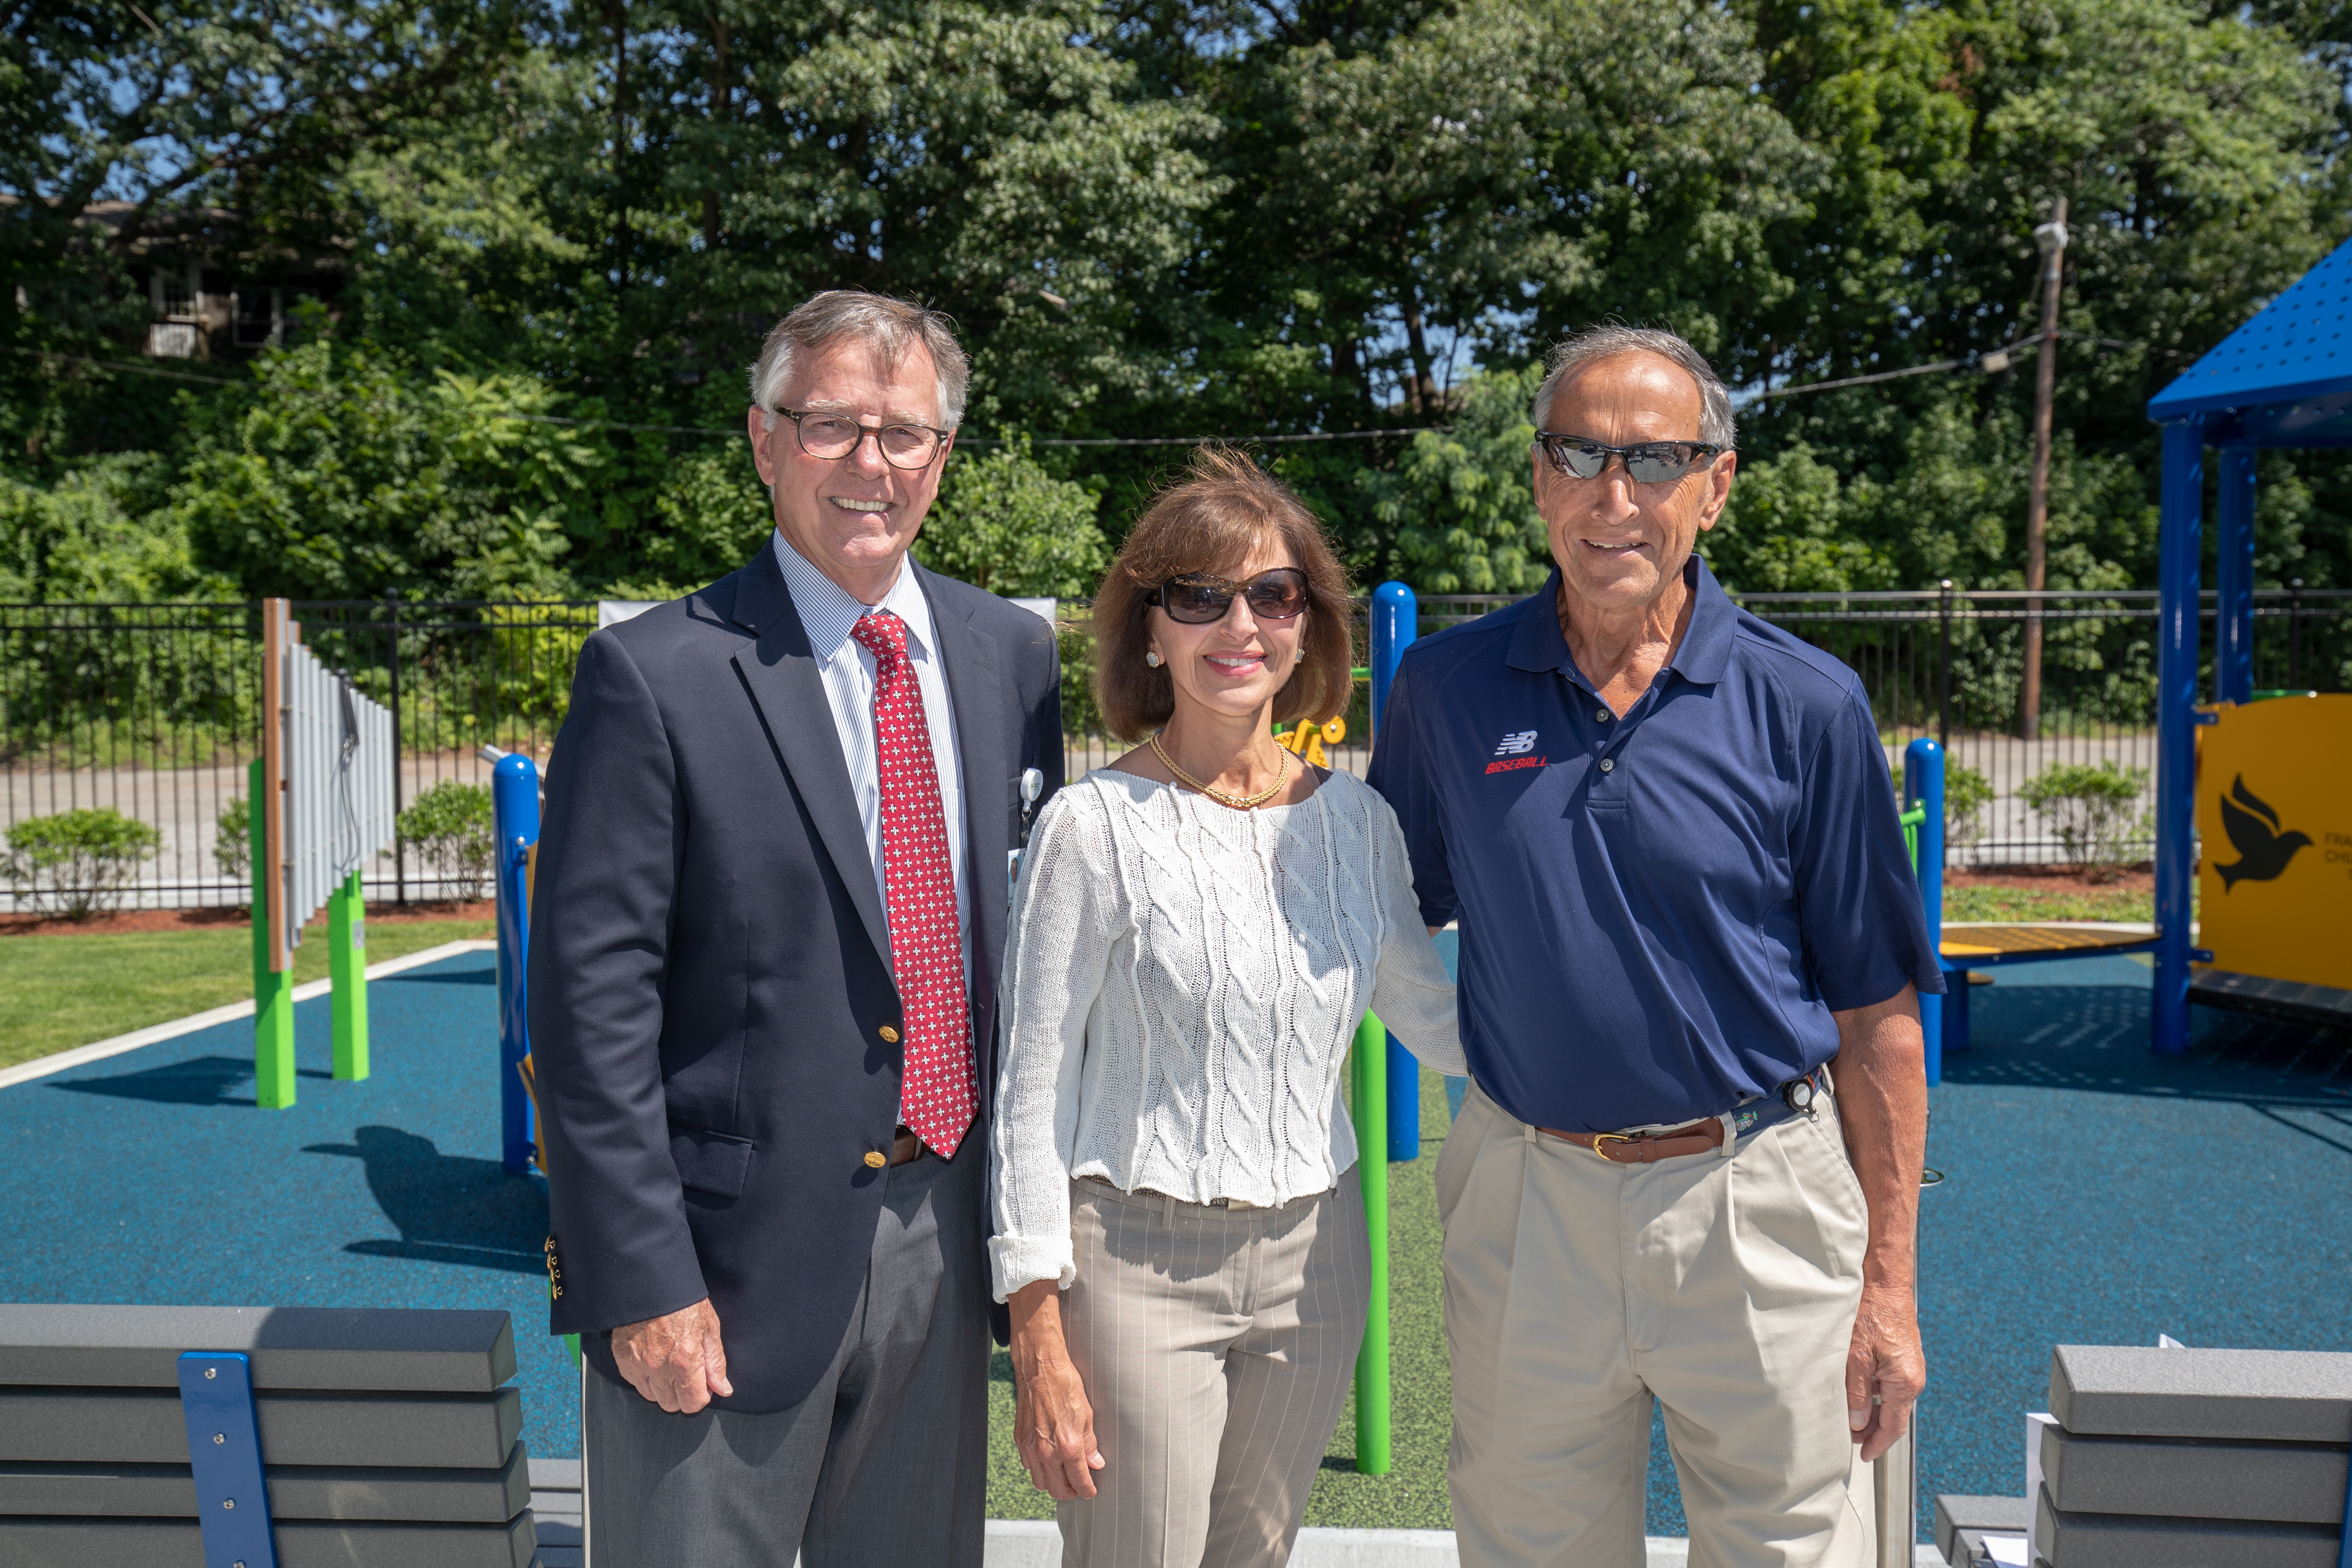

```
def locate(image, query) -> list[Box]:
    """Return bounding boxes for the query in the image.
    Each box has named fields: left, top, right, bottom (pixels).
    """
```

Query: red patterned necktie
left=850, top=609, right=977, bottom=1157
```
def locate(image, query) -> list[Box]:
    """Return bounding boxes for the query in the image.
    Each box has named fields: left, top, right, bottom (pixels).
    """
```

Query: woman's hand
left=1009, top=1279, right=1105, bottom=1500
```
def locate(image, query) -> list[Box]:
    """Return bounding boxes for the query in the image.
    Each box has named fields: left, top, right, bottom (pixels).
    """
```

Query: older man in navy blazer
left=530, top=291, right=1061, bottom=1567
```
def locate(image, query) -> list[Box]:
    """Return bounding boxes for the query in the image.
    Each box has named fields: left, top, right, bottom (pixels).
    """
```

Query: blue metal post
left=2216, top=445, right=2256, bottom=706
left=1903, top=738, right=1946, bottom=1085
left=1369, top=582, right=1422, bottom=1161
left=492, top=754, right=541, bottom=1173
left=179, top=1351, right=277, bottom=1568
left=2153, top=419, right=2205, bottom=1055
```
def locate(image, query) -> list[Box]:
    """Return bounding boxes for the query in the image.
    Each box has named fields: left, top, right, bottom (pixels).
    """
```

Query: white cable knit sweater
left=987, top=766, right=1465, bottom=1301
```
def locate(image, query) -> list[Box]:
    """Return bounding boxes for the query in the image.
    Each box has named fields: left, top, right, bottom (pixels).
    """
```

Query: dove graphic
left=2215, top=775, right=2312, bottom=891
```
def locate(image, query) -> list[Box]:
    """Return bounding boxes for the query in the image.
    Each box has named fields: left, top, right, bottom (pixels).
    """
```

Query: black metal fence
left=4, top=585, right=2346, bottom=911
left=1, top=598, right=597, bottom=911
left=1425, top=585, right=2351, bottom=865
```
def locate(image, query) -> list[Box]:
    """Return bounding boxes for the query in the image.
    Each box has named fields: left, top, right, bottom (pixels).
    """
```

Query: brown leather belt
left=1533, top=1066, right=1832, bottom=1164
left=889, top=1127, right=926, bottom=1167
left=1536, top=1115, right=1725, bottom=1164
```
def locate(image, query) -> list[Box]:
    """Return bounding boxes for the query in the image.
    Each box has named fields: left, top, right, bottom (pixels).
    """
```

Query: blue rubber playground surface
left=1898, top=954, right=2352, bottom=1521
left=0, top=948, right=580, bottom=1462
left=4, top=940, right=2349, bottom=1536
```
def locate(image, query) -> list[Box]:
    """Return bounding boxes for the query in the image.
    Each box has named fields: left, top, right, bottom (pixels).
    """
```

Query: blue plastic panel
left=178, top=1351, right=278, bottom=1568
left=2150, top=237, right=2352, bottom=420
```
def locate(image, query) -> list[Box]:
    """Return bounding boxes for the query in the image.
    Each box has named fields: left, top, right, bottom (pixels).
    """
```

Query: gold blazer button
left=863, top=1150, right=888, bottom=1169
left=879, top=1025, right=900, bottom=1043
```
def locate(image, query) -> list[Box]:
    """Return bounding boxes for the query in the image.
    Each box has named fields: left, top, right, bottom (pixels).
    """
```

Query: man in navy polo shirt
left=1367, top=325, right=1943, bottom=1568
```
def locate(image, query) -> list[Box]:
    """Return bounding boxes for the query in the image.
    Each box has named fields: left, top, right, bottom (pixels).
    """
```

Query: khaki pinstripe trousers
left=1056, top=1175, right=1371, bottom=1568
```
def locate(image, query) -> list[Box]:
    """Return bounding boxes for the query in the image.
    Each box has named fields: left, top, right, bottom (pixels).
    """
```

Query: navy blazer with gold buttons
left=529, top=543, right=1062, bottom=1412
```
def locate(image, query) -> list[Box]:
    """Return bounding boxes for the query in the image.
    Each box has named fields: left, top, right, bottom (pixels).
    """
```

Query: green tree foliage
left=1360, top=366, right=1548, bottom=594
left=4, top=806, right=161, bottom=917
left=165, top=340, right=605, bottom=600
left=0, top=456, right=229, bottom=601
left=1, top=0, right=2347, bottom=607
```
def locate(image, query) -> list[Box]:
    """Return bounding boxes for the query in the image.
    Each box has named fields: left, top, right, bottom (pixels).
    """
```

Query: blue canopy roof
left=2147, top=235, right=2352, bottom=446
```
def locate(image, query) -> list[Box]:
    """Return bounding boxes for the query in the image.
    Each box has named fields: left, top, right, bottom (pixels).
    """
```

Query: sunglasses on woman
left=1148, top=568, right=1311, bottom=625
left=1536, top=432, right=1723, bottom=484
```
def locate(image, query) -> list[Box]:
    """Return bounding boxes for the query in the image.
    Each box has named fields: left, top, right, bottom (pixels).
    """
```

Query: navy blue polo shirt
left=1366, top=556, right=1943, bottom=1134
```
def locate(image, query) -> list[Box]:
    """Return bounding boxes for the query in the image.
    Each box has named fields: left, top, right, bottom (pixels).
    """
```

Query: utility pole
left=2019, top=195, right=2068, bottom=741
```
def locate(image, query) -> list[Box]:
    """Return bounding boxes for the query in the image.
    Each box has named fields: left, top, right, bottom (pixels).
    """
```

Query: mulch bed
left=0, top=901, right=496, bottom=938
left=1945, top=863, right=2156, bottom=895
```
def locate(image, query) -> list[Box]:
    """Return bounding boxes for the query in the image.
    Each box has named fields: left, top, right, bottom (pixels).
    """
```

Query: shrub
left=1892, top=760, right=1996, bottom=845
left=5, top=807, right=162, bottom=917
left=2019, top=760, right=2147, bottom=882
left=214, top=795, right=251, bottom=889
left=914, top=437, right=1110, bottom=598
left=398, top=780, right=495, bottom=900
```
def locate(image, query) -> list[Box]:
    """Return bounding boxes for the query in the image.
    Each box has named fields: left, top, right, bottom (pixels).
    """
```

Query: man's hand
left=1846, top=1280, right=1925, bottom=1461
left=612, top=1298, right=733, bottom=1414
left=1829, top=985, right=1929, bottom=1463
left=1009, top=1279, right=1104, bottom=1500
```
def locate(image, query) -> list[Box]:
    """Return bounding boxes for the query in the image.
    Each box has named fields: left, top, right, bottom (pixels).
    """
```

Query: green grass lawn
left=1940, top=884, right=2162, bottom=923
left=985, top=1067, right=1458, bottom=1530
left=0, top=917, right=493, bottom=1070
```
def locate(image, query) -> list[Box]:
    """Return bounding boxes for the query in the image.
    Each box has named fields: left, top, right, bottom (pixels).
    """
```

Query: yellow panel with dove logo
left=2197, top=694, right=2352, bottom=989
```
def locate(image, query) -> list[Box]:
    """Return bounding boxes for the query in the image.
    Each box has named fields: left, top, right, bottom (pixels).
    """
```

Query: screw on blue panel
left=178, top=1352, right=277, bottom=1568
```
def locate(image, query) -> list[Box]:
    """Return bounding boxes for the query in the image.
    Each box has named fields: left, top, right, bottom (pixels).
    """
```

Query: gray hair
left=1531, top=325, right=1736, bottom=449
left=747, top=291, right=971, bottom=430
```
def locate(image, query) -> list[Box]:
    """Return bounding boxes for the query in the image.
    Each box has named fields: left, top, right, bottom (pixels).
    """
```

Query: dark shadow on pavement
left=48, top=1054, right=260, bottom=1106
left=384, top=968, right=496, bottom=986
left=305, top=1124, right=549, bottom=1274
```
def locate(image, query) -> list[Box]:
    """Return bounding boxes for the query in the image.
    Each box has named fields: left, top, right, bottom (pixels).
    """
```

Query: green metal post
left=1352, top=1009, right=1393, bottom=1474
left=249, top=757, right=296, bottom=1109
left=330, top=869, right=368, bottom=1080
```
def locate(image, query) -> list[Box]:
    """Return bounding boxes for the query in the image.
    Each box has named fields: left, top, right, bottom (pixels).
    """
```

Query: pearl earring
left=1144, top=651, right=1162, bottom=668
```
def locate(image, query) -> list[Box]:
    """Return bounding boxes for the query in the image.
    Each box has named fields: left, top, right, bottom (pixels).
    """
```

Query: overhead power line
left=1753, top=330, right=2170, bottom=400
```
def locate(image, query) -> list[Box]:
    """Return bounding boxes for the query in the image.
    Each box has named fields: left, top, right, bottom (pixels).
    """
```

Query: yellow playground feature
left=2194, top=693, right=2352, bottom=1006
left=1277, top=715, right=1348, bottom=769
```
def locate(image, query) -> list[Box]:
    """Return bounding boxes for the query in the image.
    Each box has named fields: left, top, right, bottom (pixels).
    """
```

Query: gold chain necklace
left=1149, top=731, right=1292, bottom=810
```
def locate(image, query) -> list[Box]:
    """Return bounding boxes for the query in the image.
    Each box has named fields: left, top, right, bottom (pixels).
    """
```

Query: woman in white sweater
left=989, top=447, right=1465, bottom=1568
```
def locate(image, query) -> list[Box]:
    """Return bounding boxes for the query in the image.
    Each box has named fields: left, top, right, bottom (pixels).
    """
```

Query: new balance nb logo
left=1494, top=730, right=1538, bottom=756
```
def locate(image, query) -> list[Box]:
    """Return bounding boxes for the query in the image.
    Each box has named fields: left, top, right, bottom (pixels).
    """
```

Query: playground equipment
left=1367, top=582, right=1422, bottom=1164
left=486, top=751, right=542, bottom=1177
left=1330, top=580, right=1424, bottom=1478
left=2193, top=694, right=2352, bottom=1023
left=250, top=599, right=397, bottom=1109
left=2146, top=239, right=2352, bottom=1050
left=1274, top=714, right=1348, bottom=768
left=1900, top=738, right=2163, bottom=1084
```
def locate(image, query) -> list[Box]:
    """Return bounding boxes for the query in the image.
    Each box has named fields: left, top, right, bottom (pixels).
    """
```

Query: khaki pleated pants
left=1056, top=1175, right=1370, bottom=1568
left=1439, top=1082, right=1877, bottom=1568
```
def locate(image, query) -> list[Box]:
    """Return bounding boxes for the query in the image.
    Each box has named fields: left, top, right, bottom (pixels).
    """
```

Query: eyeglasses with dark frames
left=1535, top=432, right=1723, bottom=485
left=1148, top=569, right=1311, bottom=625
left=772, top=407, right=950, bottom=470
